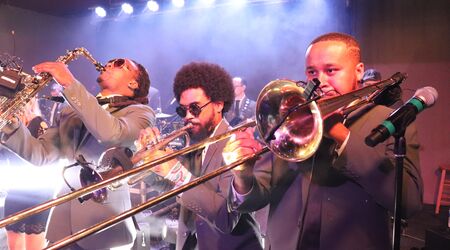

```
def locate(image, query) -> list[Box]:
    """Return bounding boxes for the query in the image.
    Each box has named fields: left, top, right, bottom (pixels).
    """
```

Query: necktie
left=191, top=149, right=203, bottom=177
left=234, top=100, right=241, bottom=118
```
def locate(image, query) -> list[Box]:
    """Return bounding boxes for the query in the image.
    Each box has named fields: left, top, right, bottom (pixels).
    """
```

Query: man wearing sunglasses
left=135, top=62, right=262, bottom=250
left=0, top=58, right=154, bottom=249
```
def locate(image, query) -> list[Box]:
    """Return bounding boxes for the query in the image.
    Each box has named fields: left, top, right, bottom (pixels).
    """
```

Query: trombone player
left=224, top=33, right=423, bottom=249
left=136, top=62, right=263, bottom=250
left=0, top=57, right=154, bottom=249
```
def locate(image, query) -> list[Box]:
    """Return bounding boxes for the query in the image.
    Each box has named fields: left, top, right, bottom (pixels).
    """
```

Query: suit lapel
left=76, top=106, right=120, bottom=151
left=70, top=113, right=84, bottom=152
left=77, top=123, right=90, bottom=151
left=201, top=120, right=229, bottom=175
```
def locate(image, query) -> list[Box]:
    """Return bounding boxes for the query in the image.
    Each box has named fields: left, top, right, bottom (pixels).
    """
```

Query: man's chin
left=189, top=127, right=207, bottom=142
left=188, top=126, right=201, bottom=136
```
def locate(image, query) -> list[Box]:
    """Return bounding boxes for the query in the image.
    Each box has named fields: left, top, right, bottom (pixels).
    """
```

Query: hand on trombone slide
left=223, top=127, right=263, bottom=194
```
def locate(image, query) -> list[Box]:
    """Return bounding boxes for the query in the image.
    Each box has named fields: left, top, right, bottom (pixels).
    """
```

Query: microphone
left=41, top=95, right=65, bottom=103
left=365, top=86, right=438, bottom=147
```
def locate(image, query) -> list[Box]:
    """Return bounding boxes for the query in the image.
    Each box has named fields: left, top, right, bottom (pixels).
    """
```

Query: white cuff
left=230, top=177, right=253, bottom=208
left=335, top=131, right=351, bottom=156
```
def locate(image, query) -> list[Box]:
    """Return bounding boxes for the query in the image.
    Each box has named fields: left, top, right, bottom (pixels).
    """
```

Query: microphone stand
left=392, top=129, right=406, bottom=250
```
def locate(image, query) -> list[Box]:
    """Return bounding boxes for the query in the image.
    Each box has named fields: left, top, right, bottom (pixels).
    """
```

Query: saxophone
left=0, top=48, right=105, bottom=130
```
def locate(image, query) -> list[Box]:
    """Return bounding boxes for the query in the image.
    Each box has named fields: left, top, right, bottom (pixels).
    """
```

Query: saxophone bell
left=78, top=147, right=134, bottom=203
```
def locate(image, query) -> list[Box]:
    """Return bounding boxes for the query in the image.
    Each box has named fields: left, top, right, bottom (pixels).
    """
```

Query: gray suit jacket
left=1, top=80, right=154, bottom=249
left=176, top=119, right=262, bottom=250
left=230, top=105, right=423, bottom=250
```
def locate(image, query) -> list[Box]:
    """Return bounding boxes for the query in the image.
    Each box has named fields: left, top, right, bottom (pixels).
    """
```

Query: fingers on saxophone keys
left=32, top=62, right=65, bottom=74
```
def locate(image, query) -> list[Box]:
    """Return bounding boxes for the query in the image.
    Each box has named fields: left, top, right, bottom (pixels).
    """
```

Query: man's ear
left=128, top=81, right=138, bottom=91
left=355, top=62, right=365, bottom=83
left=214, top=101, right=224, bottom=113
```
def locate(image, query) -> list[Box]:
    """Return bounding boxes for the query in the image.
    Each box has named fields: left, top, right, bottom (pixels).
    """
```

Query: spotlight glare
left=201, top=0, right=216, bottom=7
left=121, top=3, right=134, bottom=14
left=172, top=0, right=185, bottom=8
left=94, top=6, right=107, bottom=17
left=232, top=0, right=247, bottom=7
left=147, top=0, right=159, bottom=12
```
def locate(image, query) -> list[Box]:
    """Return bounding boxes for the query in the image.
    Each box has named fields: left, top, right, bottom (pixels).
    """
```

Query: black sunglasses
left=106, top=58, right=126, bottom=69
left=176, top=101, right=212, bottom=118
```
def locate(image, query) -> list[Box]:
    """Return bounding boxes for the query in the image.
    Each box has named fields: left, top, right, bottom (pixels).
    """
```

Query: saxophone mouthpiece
left=96, top=63, right=106, bottom=72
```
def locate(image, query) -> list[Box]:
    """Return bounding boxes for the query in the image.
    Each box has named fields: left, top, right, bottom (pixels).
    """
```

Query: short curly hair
left=310, top=32, right=361, bottom=63
left=132, top=60, right=151, bottom=98
left=173, top=62, right=235, bottom=114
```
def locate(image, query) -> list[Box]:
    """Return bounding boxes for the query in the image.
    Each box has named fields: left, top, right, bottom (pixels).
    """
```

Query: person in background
left=225, top=32, right=423, bottom=249
left=2, top=97, right=53, bottom=250
left=225, top=77, right=256, bottom=126
left=362, top=68, right=403, bottom=108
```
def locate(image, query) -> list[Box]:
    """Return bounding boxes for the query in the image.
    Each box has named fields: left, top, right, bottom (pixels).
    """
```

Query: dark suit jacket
left=176, top=119, right=262, bottom=250
left=1, top=80, right=154, bottom=249
left=230, top=105, right=423, bottom=250
left=226, top=96, right=256, bottom=126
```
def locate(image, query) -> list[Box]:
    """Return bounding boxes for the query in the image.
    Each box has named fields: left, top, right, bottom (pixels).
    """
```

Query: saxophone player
left=0, top=57, right=154, bottom=249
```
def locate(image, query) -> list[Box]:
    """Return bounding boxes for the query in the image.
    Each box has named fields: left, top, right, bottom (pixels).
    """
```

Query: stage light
left=121, top=3, right=134, bottom=14
left=94, top=6, right=107, bottom=17
left=172, top=0, right=185, bottom=8
left=200, top=0, right=216, bottom=7
left=147, top=0, right=159, bottom=12
left=231, top=0, right=247, bottom=7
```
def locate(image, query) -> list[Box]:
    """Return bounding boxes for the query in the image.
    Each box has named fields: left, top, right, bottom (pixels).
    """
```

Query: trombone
left=0, top=72, right=407, bottom=249
left=126, top=123, right=193, bottom=186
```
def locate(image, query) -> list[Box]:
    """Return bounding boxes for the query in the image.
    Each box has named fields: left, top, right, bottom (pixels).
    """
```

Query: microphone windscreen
left=415, top=86, right=438, bottom=107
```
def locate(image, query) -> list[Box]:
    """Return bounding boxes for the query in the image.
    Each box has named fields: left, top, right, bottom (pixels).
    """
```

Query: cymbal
left=155, top=112, right=174, bottom=119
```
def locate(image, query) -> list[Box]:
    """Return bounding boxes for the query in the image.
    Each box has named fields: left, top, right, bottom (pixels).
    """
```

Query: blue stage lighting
left=231, top=0, right=247, bottom=7
left=121, top=3, right=134, bottom=14
left=95, top=6, right=107, bottom=17
left=172, top=0, right=185, bottom=8
left=147, top=0, right=160, bottom=12
left=200, top=0, right=216, bottom=7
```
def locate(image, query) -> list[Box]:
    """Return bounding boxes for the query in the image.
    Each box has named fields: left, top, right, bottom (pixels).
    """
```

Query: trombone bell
left=255, top=73, right=406, bottom=162
left=256, top=79, right=323, bottom=162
